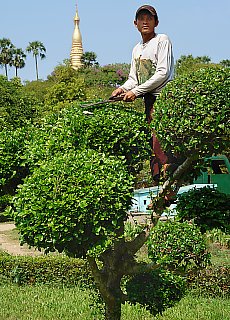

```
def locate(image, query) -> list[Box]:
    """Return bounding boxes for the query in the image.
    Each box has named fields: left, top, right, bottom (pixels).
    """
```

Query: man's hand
left=111, top=87, right=124, bottom=97
left=123, top=90, right=137, bottom=102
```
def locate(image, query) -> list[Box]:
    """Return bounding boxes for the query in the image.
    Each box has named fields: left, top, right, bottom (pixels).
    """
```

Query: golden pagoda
left=70, top=2, right=83, bottom=69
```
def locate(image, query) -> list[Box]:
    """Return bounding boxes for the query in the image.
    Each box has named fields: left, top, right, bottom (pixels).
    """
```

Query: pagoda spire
left=70, top=2, right=83, bottom=70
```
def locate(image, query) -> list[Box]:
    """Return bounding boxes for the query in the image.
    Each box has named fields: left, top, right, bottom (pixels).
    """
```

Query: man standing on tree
left=111, top=5, right=176, bottom=182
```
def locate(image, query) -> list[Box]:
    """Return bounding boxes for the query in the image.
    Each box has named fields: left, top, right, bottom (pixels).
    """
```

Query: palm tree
left=11, top=48, right=26, bottom=77
left=220, top=59, right=230, bottom=68
left=0, top=38, right=15, bottom=79
left=26, top=41, right=46, bottom=80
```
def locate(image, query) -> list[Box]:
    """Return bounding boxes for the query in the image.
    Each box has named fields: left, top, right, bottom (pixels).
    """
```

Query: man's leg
left=144, top=94, right=168, bottom=182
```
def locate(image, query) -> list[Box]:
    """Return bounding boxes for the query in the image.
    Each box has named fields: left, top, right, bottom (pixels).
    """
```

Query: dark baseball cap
left=135, top=5, right=158, bottom=20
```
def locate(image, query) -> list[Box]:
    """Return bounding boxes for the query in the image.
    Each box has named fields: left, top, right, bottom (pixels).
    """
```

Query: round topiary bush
left=126, top=269, right=186, bottom=315
left=147, top=221, right=211, bottom=271
left=13, top=150, right=134, bottom=257
left=176, top=187, right=230, bottom=233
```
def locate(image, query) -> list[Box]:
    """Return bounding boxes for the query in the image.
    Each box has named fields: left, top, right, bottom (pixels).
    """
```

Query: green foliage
left=47, top=59, right=78, bottom=83
left=147, top=221, right=211, bottom=271
left=0, top=75, right=41, bottom=129
left=23, top=80, right=52, bottom=104
left=44, top=77, right=86, bottom=105
left=176, top=187, right=230, bottom=233
left=82, top=106, right=151, bottom=174
left=153, top=66, right=230, bottom=175
left=44, top=61, right=86, bottom=105
left=24, top=104, right=150, bottom=175
left=0, top=254, right=90, bottom=286
left=78, top=63, right=130, bottom=86
left=175, top=54, right=212, bottom=77
left=188, top=266, right=230, bottom=297
left=219, top=59, right=230, bottom=68
left=126, top=269, right=186, bottom=315
left=81, top=51, right=99, bottom=68
left=13, top=150, right=134, bottom=256
left=206, top=229, right=230, bottom=249
left=0, top=126, right=30, bottom=212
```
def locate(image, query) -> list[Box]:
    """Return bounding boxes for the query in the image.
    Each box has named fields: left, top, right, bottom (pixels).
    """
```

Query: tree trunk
left=35, top=55, right=39, bottom=80
left=105, top=298, right=122, bottom=320
left=87, top=230, right=155, bottom=320
left=4, top=64, right=8, bottom=79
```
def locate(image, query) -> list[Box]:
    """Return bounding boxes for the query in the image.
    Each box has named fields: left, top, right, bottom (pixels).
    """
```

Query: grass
left=155, top=294, right=230, bottom=320
left=0, top=284, right=229, bottom=320
left=0, top=284, right=153, bottom=320
left=0, top=225, right=229, bottom=319
left=210, top=244, right=230, bottom=267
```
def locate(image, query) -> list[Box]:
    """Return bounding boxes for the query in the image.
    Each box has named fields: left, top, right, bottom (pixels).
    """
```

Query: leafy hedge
left=147, top=221, right=211, bottom=271
left=153, top=66, right=230, bottom=160
left=24, top=104, right=151, bottom=175
left=176, top=187, right=230, bottom=233
left=0, top=76, right=41, bottom=130
left=0, top=253, right=90, bottom=286
left=188, top=266, right=230, bottom=297
left=0, top=126, right=30, bottom=212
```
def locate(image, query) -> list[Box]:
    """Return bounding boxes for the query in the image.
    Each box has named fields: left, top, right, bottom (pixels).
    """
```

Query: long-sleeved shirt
left=120, top=33, right=174, bottom=96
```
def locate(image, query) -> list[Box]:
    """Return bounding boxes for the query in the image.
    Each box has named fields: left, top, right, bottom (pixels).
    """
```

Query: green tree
left=26, top=41, right=46, bottom=80
left=151, top=66, right=230, bottom=214
left=220, top=59, right=230, bottom=68
left=11, top=48, right=26, bottom=77
left=176, top=187, right=230, bottom=233
left=0, top=38, right=15, bottom=79
left=175, top=54, right=212, bottom=77
left=12, top=66, right=230, bottom=320
left=81, top=51, right=99, bottom=68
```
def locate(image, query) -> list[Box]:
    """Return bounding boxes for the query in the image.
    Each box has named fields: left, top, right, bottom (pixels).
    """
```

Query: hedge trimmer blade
left=80, top=94, right=125, bottom=108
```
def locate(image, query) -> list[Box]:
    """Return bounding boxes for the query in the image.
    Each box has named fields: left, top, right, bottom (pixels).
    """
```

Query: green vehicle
left=193, top=155, right=230, bottom=194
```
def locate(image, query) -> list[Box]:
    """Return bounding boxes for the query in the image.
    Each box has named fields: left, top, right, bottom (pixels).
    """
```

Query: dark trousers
left=144, top=93, right=175, bottom=181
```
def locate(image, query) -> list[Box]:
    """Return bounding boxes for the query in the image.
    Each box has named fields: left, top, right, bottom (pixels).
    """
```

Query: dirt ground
left=0, top=222, right=43, bottom=256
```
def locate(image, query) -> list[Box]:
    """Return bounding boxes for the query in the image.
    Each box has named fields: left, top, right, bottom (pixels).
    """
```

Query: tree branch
left=152, top=155, right=198, bottom=217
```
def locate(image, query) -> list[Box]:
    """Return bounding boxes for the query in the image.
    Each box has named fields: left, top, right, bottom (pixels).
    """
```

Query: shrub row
left=0, top=253, right=92, bottom=287
left=188, top=266, right=230, bottom=297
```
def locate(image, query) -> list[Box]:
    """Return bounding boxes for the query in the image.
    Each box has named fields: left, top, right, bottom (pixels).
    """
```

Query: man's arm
left=111, top=49, right=138, bottom=98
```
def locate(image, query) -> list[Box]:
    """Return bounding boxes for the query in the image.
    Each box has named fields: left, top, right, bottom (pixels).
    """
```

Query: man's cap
left=135, top=5, right=158, bottom=20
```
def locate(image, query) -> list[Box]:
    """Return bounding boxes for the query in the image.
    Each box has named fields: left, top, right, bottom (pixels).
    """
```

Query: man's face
left=134, top=12, right=158, bottom=35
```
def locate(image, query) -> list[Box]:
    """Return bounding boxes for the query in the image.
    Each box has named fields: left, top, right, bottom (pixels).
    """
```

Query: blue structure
left=130, top=184, right=215, bottom=213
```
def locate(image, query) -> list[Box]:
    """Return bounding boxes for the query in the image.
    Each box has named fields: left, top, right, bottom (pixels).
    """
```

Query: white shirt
left=120, top=34, right=174, bottom=96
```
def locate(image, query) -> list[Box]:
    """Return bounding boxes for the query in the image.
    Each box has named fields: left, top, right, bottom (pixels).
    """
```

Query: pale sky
left=1, top=0, right=229, bottom=81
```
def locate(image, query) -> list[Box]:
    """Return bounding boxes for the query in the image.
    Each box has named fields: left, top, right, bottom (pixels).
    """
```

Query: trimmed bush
left=176, top=187, right=230, bottom=233
left=0, top=126, right=30, bottom=212
left=152, top=66, right=230, bottom=180
left=153, top=66, right=230, bottom=157
left=126, top=269, right=186, bottom=315
left=13, top=150, right=134, bottom=257
left=24, top=104, right=151, bottom=175
left=188, top=266, right=230, bottom=297
left=0, top=253, right=90, bottom=286
left=147, top=221, right=211, bottom=271
left=0, top=76, right=41, bottom=130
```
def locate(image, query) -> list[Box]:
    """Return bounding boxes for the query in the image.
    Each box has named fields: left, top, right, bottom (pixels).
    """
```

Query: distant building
left=130, top=184, right=216, bottom=213
left=70, top=2, right=83, bottom=70
left=130, top=155, right=230, bottom=213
